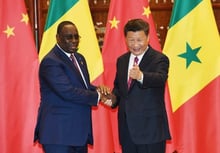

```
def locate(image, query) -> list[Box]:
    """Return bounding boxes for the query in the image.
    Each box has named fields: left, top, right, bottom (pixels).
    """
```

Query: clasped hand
left=97, top=85, right=116, bottom=107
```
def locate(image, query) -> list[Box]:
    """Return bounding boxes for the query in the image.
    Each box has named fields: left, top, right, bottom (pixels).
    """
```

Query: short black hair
left=57, top=21, right=75, bottom=35
left=124, top=19, right=149, bottom=36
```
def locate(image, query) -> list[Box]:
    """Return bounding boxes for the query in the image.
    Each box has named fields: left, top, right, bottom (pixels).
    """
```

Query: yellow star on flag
left=21, top=13, right=29, bottom=25
left=142, top=6, right=151, bottom=18
left=109, top=16, right=120, bottom=29
left=3, top=25, right=15, bottom=38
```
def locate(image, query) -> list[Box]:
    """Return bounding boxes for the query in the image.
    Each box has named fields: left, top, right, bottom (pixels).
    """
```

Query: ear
left=56, top=34, right=59, bottom=42
left=147, top=35, right=150, bottom=42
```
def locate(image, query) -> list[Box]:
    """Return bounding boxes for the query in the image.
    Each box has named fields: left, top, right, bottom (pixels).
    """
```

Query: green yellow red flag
left=38, top=1, right=116, bottom=153
left=164, top=0, right=220, bottom=111
left=163, top=0, right=220, bottom=152
left=39, top=0, right=102, bottom=81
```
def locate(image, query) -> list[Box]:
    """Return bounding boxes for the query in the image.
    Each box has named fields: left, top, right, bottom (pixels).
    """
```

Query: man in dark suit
left=34, top=21, right=109, bottom=153
left=105, top=19, right=171, bottom=153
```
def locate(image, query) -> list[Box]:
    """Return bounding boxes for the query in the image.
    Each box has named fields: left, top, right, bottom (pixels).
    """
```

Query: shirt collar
left=56, top=44, right=72, bottom=58
left=130, top=46, right=149, bottom=60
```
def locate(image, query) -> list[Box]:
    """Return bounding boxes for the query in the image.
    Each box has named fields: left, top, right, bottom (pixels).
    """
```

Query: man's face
left=57, top=24, right=80, bottom=53
left=125, top=31, right=149, bottom=56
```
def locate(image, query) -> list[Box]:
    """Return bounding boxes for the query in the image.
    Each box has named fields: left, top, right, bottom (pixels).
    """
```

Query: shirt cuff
left=137, top=72, right=143, bottom=84
left=97, top=91, right=100, bottom=105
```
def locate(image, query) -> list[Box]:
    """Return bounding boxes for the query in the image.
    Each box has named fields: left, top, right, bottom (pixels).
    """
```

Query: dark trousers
left=42, top=144, right=88, bottom=153
left=122, top=139, right=166, bottom=153
left=121, top=119, right=166, bottom=153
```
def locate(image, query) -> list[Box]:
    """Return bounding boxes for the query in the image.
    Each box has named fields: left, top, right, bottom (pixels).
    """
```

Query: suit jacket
left=34, top=45, right=98, bottom=146
left=112, top=46, right=171, bottom=145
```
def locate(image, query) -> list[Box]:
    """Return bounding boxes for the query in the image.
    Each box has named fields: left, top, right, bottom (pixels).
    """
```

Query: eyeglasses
left=60, top=34, right=81, bottom=40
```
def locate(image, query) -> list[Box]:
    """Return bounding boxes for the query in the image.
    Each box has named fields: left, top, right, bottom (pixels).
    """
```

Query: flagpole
left=34, top=0, right=39, bottom=51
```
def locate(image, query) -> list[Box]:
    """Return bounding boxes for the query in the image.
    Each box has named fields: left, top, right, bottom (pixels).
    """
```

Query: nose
left=69, top=37, right=79, bottom=44
left=71, top=37, right=78, bottom=42
left=133, top=40, right=140, bottom=47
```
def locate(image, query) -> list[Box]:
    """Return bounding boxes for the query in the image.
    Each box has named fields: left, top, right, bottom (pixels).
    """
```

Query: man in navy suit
left=34, top=21, right=109, bottom=153
left=105, top=19, right=171, bottom=153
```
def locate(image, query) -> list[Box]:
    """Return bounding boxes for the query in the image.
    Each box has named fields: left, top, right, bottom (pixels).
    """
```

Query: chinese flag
left=102, top=0, right=161, bottom=152
left=0, top=0, right=42, bottom=153
left=163, top=0, right=220, bottom=152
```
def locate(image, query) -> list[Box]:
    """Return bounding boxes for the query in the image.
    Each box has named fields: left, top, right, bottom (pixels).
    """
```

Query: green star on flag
left=178, top=42, right=201, bottom=68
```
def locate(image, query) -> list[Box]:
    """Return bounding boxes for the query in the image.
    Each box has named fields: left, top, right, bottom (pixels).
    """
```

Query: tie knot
left=70, top=53, right=74, bottom=59
left=134, top=56, right=139, bottom=65
left=70, top=54, right=78, bottom=67
left=70, top=54, right=76, bottom=62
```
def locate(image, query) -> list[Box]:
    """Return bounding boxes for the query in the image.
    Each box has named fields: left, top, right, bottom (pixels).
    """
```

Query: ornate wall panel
left=25, top=0, right=220, bottom=50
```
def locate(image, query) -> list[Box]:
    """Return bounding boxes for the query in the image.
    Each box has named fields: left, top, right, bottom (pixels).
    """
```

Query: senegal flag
left=163, top=0, right=220, bottom=152
left=39, top=0, right=103, bottom=81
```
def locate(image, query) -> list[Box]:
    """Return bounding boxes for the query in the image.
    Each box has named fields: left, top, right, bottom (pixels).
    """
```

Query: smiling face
left=125, top=30, right=149, bottom=56
left=123, top=19, right=150, bottom=56
left=56, top=24, right=80, bottom=53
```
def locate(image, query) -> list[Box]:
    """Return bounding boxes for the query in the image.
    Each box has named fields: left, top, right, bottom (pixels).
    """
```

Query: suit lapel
left=121, top=53, right=131, bottom=91
left=74, top=54, right=90, bottom=88
left=138, top=47, right=154, bottom=70
left=128, top=47, right=153, bottom=90
left=54, top=46, right=88, bottom=88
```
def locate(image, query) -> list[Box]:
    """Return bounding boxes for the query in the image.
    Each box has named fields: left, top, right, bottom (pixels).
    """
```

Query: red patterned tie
left=70, top=53, right=88, bottom=88
left=70, top=54, right=79, bottom=71
left=128, top=56, right=139, bottom=89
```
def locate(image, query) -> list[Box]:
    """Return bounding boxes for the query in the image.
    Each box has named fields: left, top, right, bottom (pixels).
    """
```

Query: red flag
left=102, top=0, right=161, bottom=152
left=0, top=0, right=42, bottom=153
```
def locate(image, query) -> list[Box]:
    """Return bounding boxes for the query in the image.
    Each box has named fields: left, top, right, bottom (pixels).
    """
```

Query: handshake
left=97, top=85, right=116, bottom=107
